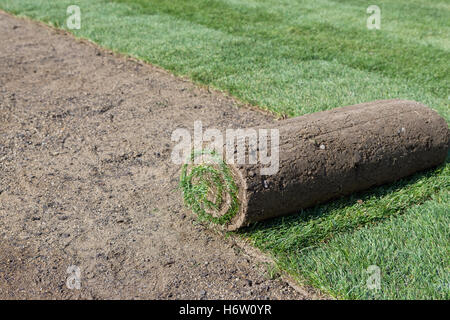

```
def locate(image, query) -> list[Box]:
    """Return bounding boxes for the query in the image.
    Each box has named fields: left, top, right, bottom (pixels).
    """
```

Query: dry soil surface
left=0, top=11, right=316, bottom=299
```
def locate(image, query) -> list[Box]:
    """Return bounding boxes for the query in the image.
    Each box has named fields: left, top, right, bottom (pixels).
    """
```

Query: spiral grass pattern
left=180, top=150, right=240, bottom=225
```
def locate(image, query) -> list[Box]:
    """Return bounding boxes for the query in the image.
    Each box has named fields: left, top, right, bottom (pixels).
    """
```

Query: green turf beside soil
left=276, top=190, right=450, bottom=300
left=239, top=162, right=450, bottom=299
left=1, top=0, right=448, bottom=299
left=180, top=150, right=240, bottom=225
left=1, top=0, right=448, bottom=118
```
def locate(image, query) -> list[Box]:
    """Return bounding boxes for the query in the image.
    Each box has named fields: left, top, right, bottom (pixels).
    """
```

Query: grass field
left=1, top=0, right=448, bottom=299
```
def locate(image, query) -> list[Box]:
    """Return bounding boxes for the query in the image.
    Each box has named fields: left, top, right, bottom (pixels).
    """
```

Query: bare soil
left=0, top=11, right=316, bottom=299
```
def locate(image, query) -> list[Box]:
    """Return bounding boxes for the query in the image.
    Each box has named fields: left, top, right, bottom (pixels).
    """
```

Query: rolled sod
left=180, top=100, right=449, bottom=230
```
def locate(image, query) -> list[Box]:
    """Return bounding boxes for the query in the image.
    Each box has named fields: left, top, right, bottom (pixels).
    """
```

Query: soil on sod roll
left=182, top=100, right=449, bottom=230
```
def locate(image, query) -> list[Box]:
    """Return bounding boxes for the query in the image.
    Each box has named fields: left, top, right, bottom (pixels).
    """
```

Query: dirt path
left=0, top=12, right=315, bottom=299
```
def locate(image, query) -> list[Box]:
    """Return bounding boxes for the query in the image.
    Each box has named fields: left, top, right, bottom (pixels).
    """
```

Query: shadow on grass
left=237, top=153, right=449, bottom=251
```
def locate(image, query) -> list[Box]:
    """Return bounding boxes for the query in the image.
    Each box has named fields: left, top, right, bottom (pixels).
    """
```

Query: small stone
left=319, top=144, right=326, bottom=150
left=163, top=259, right=175, bottom=267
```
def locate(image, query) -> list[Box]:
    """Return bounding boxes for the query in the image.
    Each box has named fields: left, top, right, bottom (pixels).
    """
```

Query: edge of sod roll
left=180, top=150, right=240, bottom=225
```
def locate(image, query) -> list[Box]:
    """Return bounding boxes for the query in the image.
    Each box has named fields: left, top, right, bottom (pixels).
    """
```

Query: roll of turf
left=180, top=100, right=449, bottom=230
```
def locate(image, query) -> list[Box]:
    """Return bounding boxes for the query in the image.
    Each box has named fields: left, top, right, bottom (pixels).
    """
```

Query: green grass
left=1, top=0, right=448, bottom=118
left=180, top=150, right=240, bottom=225
left=272, top=190, right=450, bottom=299
left=1, top=0, right=448, bottom=299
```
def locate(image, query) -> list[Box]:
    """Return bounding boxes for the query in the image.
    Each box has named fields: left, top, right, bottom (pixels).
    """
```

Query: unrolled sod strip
left=180, top=100, right=449, bottom=230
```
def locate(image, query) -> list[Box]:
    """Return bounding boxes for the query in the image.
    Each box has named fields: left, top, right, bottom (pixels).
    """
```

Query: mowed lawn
left=1, top=0, right=448, bottom=299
